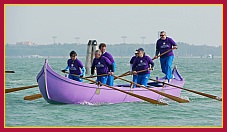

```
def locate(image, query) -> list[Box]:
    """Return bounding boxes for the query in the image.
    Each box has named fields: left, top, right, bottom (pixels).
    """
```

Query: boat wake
left=180, top=96, right=190, bottom=101
left=158, top=98, right=169, bottom=105
left=78, top=101, right=113, bottom=106
left=160, top=96, right=190, bottom=103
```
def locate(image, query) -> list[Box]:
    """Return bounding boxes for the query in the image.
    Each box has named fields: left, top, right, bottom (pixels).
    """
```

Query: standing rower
left=99, top=43, right=116, bottom=86
left=153, top=31, right=177, bottom=83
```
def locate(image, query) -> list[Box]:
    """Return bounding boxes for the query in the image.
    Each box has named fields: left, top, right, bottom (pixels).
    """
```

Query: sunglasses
left=160, top=35, right=165, bottom=37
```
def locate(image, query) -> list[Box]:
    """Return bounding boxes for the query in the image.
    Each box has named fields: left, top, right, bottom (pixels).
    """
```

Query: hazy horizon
left=5, top=5, right=222, bottom=46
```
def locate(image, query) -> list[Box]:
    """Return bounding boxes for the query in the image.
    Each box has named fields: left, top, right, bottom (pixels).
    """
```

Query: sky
left=5, top=5, right=222, bottom=46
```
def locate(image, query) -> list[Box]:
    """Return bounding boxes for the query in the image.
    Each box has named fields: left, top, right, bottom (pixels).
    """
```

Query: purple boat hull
left=37, top=60, right=184, bottom=104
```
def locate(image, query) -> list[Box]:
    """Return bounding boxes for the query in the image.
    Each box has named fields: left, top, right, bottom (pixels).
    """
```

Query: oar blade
left=185, top=88, right=222, bottom=101
left=144, top=86, right=190, bottom=103
left=215, top=97, right=222, bottom=101
left=24, top=94, right=42, bottom=101
left=5, top=71, right=15, bottom=73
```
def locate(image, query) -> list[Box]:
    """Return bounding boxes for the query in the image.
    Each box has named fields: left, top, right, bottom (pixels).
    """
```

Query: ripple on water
left=5, top=58, right=222, bottom=127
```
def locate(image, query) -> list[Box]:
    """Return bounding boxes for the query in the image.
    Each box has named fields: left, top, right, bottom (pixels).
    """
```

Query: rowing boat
left=37, top=59, right=184, bottom=104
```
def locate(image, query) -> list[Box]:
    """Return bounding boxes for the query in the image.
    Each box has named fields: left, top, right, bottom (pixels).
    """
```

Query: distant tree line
left=6, top=42, right=222, bottom=57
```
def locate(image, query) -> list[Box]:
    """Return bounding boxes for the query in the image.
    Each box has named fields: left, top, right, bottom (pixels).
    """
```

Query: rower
left=90, top=50, right=114, bottom=85
left=153, top=31, right=177, bottom=83
left=132, top=48, right=154, bottom=87
left=62, top=51, right=86, bottom=82
left=99, top=43, right=116, bottom=86
left=129, top=50, right=139, bottom=88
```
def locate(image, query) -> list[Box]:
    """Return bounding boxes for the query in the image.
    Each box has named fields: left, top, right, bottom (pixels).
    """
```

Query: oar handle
left=136, top=68, right=153, bottom=74
left=152, top=48, right=174, bottom=60
left=85, top=74, right=109, bottom=78
left=114, top=71, right=130, bottom=80
left=62, top=71, right=108, bottom=78
left=123, top=68, right=153, bottom=77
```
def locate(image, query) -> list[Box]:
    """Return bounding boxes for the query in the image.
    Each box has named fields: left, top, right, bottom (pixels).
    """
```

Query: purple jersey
left=67, top=59, right=84, bottom=75
left=156, top=37, right=177, bottom=58
left=130, top=56, right=137, bottom=64
left=91, top=56, right=113, bottom=75
left=102, top=52, right=115, bottom=63
left=132, top=55, right=154, bottom=75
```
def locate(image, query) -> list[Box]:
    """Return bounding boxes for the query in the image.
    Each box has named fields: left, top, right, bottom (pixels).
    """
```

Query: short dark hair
left=70, top=51, right=77, bottom=56
left=160, top=31, right=166, bottom=34
left=99, top=43, right=106, bottom=50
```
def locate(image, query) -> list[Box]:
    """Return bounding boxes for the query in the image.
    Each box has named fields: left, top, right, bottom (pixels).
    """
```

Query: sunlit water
left=5, top=57, right=222, bottom=127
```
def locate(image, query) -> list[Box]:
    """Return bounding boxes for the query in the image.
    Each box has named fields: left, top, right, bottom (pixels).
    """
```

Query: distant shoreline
left=5, top=56, right=222, bottom=59
left=6, top=43, right=222, bottom=58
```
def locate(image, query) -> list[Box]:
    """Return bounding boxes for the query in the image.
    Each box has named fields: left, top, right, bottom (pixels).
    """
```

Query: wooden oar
left=150, top=78, right=222, bottom=101
left=24, top=94, right=42, bottom=101
left=85, top=74, right=109, bottom=78
left=114, top=71, right=130, bottom=80
left=5, top=85, right=39, bottom=93
left=114, top=75, right=189, bottom=103
left=62, top=70, right=108, bottom=79
left=81, top=77, right=167, bottom=105
left=5, top=70, right=15, bottom=73
left=152, top=48, right=174, bottom=60
left=120, top=68, right=153, bottom=78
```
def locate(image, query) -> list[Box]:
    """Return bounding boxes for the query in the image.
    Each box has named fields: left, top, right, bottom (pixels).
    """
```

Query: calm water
left=5, top=57, right=222, bottom=127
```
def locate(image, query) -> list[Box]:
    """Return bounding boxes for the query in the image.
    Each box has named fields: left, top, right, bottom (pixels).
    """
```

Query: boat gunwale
left=45, top=66, right=183, bottom=92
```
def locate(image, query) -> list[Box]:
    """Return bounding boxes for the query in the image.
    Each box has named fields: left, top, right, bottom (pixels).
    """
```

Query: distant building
left=16, top=41, right=35, bottom=45
left=208, top=54, right=214, bottom=59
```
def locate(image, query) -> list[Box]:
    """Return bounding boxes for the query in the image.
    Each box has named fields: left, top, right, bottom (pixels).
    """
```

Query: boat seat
left=147, top=82, right=163, bottom=87
left=116, top=82, right=163, bottom=87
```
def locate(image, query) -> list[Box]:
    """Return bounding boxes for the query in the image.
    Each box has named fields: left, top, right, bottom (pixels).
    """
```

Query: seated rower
left=63, top=51, right=86, bottom=82
left=90, top=50, right=114, bottom=85
left=132, top=48, right=154, bottom=87
left=129, top=50, right=139, bottom=88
